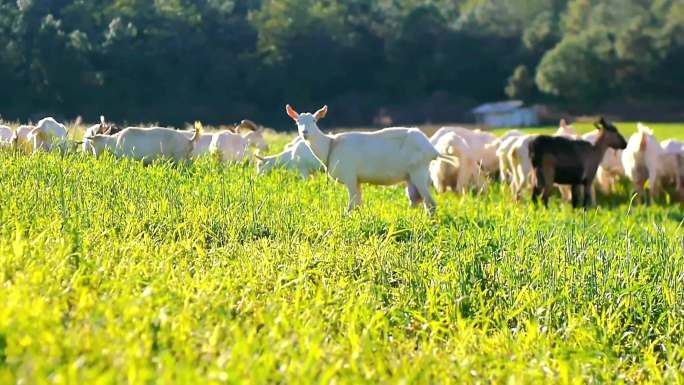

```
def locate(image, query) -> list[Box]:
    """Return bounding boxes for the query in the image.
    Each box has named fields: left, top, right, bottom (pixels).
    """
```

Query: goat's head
left=85, top=134, right=112, bottom=156
left=595, top=117, right=627, bottom=150
left=256, top=156, right=274, bottom=175
left=286, top=104, right=327, bottom=140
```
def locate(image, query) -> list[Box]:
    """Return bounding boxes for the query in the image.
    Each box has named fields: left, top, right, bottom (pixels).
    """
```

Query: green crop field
left=1, top=122, right=684, bottom=384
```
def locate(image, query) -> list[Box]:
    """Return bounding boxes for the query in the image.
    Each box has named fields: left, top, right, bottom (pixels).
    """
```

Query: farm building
left=472, top=100, right=539, bottom=128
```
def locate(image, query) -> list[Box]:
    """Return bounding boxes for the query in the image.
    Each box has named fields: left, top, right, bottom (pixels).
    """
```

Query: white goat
left=0, top=125, right=12, bottom=143
left=429, top=132, right=482, bottom=194
left=209, top=131, right=248, bottom=163
left=12, top=125, right=35, bottom=152
left=287, top=104, right=454, bottom=213
left=622, top=123, right=662, bottom=202
left=86, top=125, right=201, bottom=165
left=499, top=129, right=524, bottom=143
left=82, top=116, right=110, bottom=153
left=507, top=134, right=539, bottom=198
left=554, top=119, right=578, bottom=138
left=432, top=126, right=499, bottom=175
left=497, top=133, right=524, bottom=182
left=30, top=117, right=69, bottom=152
left=197, top=122, right=268, bottom=161
left=658, top=139, right=684, bottom=199
left=256, top=139, right=321, bottom=178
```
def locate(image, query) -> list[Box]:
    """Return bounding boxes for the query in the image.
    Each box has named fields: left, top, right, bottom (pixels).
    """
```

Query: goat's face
left=87, top=135, right=110, bottom=156
left=286, top=104, right=327, bottom=140
left=596, top=118, right=627, bottom=150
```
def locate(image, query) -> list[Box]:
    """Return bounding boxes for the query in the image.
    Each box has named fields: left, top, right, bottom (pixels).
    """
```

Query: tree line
left=0, top=0, right=682, bottom=127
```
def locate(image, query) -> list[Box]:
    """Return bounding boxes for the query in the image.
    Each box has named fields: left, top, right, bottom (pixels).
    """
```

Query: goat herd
left=2, top=105, right=683, bottom=214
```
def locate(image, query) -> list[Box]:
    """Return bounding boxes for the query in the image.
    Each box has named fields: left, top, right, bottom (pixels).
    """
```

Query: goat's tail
left=437, top=153, right=460, bottom=168
left=192, top=121, right=203, bottom=144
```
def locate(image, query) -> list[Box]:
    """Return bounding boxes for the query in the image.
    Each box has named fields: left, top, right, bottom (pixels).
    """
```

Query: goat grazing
left=429, top=132, right=482, bottom=194
left=621, top=123, right=662, bottom=203
left=86, top=124, right=201, bottom=165
left=431, top=126, right=499, bottom=175
left=530, top=118, right=627, bottom=208
left=286, top=104, right=454, bottom=213
left=0, top=125, right=12, bottom=143
left=256, top=139, right=321, bottom=178
left=11, top=125, right=35, bottom=152
left=30, top=117, right=69, bottom=152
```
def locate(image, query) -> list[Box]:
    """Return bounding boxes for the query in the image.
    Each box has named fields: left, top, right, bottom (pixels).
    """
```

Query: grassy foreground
left=1, top=124, right=684, bottom=384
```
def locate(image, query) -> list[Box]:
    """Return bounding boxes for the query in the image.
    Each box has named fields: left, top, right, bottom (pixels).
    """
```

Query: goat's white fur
left=429, top=132, right=483, bottom=194
left=257, top=139, right=321, bottom=178
left=287, top=104, right=447, bottom=213
left=87, top=126, right=200, bottom=165
left=30, top=117, right=69, bottom=152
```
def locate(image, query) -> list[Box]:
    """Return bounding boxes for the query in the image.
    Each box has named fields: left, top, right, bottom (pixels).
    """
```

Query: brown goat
left=530, top=118, right=627, bottom=208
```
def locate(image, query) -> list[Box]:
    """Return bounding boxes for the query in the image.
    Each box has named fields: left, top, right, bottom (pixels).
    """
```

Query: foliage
left=0, top=0, right=682, bottom=126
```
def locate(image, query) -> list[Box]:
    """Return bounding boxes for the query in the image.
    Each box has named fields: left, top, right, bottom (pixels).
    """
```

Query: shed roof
left=472, top=100, right=524, bottom=114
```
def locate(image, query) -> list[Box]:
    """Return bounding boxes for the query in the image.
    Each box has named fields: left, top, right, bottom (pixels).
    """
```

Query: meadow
left=1, top=122, right=684, bottom=384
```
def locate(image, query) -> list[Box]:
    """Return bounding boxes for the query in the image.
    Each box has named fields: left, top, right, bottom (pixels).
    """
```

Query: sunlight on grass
left=0, top=128, right=683, bottom=384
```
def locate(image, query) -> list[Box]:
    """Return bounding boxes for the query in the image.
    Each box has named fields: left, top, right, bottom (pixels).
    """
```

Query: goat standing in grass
left=286, top=104, right=455, bottom=214
left=530, top=118, right=627, bottom=208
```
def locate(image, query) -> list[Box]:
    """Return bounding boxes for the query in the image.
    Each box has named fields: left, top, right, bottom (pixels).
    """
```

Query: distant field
left=1, top=123, right=684, bottom=384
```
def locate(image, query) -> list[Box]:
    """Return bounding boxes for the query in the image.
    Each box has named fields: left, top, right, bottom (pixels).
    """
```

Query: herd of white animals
left=2, top=105, right=683, bottom=214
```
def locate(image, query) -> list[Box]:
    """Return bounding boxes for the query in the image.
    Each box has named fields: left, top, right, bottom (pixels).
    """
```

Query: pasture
left=1, top=122, right=684, bottom=384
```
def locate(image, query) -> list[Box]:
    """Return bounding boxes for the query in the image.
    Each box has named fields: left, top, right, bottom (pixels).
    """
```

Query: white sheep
left=287, top=104, right=455, bottom=213
left=621, top=123, right=662, bottom=203
left=429, top=132, right=482, bottom=194
left=30, top=117, right=69, bottom=152
left=256, top=139, right=321, bottom=178
left=86, top=124, right=201, bottom=165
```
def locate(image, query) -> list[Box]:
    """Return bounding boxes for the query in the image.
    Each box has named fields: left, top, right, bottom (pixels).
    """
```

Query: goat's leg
left=571, top=184, right=582, bottom=208
left=406, top=183, right=423, bottom=208
left=513, top=164, right=525, bottom=199
left=531, top=169, right=543, bottom=206
left=648, top=170, right=658, bottom=205
left=457, top=164, right=473, bottom=194
left=345, top=180, right=362, bottom=213
left=410, top=169, right=436, bottom=215
left=499, top=157, right=508, bottom=183
left=583, top=181, right=593, bottom=208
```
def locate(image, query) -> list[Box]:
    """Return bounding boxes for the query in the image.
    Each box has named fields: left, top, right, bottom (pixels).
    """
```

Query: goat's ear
left=286, top=105, right=299, bottom=122
left=594, top=120, right=604, bottom=131
left=314, top=105, right=328, bottom=121
left=560, top=118, right=567, bottom=128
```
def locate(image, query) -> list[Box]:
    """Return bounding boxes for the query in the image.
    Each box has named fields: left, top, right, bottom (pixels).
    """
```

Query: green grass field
left=1, top=122, right=684, bottom=384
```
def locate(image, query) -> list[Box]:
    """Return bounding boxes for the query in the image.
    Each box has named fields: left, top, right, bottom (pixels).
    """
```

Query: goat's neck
left=305, top=130, right=333, bottom=166
left=587, top=133, right=610, bottom=168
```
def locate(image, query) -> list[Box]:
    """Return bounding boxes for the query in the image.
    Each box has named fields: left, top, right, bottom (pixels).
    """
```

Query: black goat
left=530, top=118, right=627, bottom=208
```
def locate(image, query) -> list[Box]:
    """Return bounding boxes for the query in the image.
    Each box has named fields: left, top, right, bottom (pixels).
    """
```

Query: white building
left=472, top=100, right=539, bottom=128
